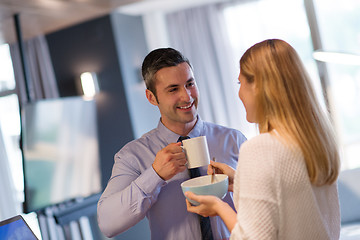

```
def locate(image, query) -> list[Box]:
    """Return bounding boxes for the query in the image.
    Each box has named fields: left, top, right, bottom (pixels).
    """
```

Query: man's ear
left=146, top=89, right=158, bottom=106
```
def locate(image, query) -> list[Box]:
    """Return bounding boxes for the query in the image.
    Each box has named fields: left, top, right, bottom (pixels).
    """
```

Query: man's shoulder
left=202, top=121, right=246, bottom=139
left=118, top=128, right=159, bottom=153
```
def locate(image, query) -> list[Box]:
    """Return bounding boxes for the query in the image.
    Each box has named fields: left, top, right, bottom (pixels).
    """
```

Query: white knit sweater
left=230, top=132, right=340, bottom=240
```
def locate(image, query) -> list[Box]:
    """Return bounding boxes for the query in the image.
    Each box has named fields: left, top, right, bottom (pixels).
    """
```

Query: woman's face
left=238, top=72, right=258, bottom=123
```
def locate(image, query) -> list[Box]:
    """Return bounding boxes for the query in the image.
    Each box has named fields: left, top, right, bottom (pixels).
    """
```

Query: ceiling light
left=80, top=72, right=99, bottom=98
left=313, top=51, right=360, bottom=66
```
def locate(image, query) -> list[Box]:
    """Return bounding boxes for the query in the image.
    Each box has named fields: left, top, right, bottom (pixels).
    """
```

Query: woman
left=185, top=39, right=340, bottom=239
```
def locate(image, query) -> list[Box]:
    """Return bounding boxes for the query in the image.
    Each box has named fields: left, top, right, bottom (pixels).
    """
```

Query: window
left=222, top=0, right=325, bottom=134
left=0, top=44, right=24, bottom=204
left=0, top=44, right=16, bottom=93
left=313, top=0, right=360, bottom=169
left=223, top=0, right=360, bottom=170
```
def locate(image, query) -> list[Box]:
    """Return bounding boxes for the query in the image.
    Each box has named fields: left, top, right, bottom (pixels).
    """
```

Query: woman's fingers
left=185, top=191, right=198, bottom=201
left=184, top=192, right=221, bottom=217
left=185, top=192, right=198, bottom=213
left=185, top=199, right=194, bottom=212
left=207, top=160, right=228, bottom=175
left=207, top=164, right=215, bottom=175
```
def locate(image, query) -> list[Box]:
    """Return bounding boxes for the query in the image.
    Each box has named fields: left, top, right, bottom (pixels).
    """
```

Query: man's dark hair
left=142, top=48, right=192, bottom=96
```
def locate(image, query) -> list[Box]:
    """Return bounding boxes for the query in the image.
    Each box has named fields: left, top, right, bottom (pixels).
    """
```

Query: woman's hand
left=207, top=160, right=236, bottom=192
left=185, top=191, right=238, bottom=233
left=185, top=192, right=224, bottom=217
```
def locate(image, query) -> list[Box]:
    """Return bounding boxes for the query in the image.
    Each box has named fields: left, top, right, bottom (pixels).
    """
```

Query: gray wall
left=111, top=12, right=160, bottom=139
left=46, top=15, right=135, bottom=189
left=46, top=14, right=153, bottom=239
left=110, top=12, right=157, bottom=240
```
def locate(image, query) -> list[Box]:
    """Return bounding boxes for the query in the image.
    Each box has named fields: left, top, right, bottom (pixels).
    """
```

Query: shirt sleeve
left=97, top=150, right=166, bottom=238
left=231, top=134, right=280, bottom=240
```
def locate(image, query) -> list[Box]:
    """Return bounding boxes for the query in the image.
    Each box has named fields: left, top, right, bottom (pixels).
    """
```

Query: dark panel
left=46, top=15, right=135, bottom=189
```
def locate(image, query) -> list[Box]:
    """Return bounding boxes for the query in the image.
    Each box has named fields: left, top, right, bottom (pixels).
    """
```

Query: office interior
left=0, top=0, right=359, bottom=239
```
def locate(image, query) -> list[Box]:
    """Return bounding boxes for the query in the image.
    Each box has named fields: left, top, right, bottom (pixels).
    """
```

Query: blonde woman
left=185, top=39, right=340, bottom=239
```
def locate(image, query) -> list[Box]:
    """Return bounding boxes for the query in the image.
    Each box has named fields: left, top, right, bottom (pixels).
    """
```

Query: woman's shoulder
left=241, top=132, right=279, bottom=148
left=240, top=132, right=296, bottom=158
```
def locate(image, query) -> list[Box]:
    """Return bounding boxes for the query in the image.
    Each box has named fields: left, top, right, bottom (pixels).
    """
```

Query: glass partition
left=313, top=0, right=360, bottom=169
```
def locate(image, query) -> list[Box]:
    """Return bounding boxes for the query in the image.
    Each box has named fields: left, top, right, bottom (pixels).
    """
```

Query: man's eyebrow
left=165, top=84, right=179, bottom=90
left=164, top=78, right=195, bottom=90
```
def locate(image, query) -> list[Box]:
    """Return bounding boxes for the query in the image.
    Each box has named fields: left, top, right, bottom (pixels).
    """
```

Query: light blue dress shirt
left=97, top=116, right=246, bottom=240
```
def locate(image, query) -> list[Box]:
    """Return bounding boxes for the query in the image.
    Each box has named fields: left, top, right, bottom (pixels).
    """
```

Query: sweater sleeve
left=231, top=134, right=280, bottom=240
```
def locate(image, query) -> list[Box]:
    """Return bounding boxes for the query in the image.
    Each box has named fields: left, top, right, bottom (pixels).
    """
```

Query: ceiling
left=0, top=0, right=223, bottom=45
left=0, top=0, right=145, bottom=45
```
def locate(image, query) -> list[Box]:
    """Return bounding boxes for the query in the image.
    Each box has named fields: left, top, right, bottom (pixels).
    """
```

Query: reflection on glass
left=0, top=43, right=23, bottom=208
left=22, top=96, right=101, bottom=212
left=0, top=94, right=23, bottom=201
left=222, top=0, right=325, bottom=134
left=313, top=51, right=360, bottom=66
left=0, top=44, right=16, bottom=92
left=314, top=0, right=360, bottom=169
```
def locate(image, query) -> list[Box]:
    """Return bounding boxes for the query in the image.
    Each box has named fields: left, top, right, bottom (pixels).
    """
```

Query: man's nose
left=180, top=87, right=191, bottom=101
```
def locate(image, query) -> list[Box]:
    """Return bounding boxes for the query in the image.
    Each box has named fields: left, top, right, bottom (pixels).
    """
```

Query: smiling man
left=97, top=48, right=247, bottom=240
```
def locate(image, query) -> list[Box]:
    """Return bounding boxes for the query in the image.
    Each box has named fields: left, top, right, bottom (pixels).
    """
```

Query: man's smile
left=177, top=101, right=194, bottom=110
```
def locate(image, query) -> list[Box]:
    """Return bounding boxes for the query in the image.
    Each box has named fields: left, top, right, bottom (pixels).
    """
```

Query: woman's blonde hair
left=240, top=39, right=340, bottom=185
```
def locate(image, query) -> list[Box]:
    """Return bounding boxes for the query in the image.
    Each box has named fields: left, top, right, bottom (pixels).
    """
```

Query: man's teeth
left=179, top=103, right=192, bottom=109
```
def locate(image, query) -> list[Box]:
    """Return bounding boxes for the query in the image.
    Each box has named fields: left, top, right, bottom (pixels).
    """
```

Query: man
left=97, top=48, right=247, bottom=240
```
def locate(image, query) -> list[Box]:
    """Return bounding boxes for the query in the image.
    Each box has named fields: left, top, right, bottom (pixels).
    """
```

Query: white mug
left=181, top=136, right=211, bottom=169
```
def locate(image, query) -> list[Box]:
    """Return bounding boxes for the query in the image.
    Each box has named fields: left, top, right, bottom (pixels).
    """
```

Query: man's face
left=146, top=62, right=199, bottom=129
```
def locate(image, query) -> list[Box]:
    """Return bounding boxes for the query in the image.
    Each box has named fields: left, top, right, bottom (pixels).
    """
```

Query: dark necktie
left=178, top=136, right=214, bottom=240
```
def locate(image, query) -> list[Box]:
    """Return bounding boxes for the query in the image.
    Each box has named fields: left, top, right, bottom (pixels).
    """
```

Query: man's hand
left=152, top=142, right=187, bottom=180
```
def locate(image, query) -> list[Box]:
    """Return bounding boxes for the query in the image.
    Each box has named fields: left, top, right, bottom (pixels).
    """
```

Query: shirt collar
left=156, top=115, right=204, bottom=144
